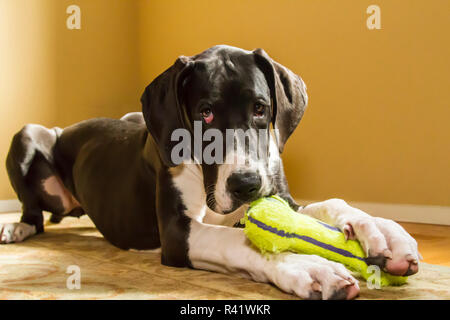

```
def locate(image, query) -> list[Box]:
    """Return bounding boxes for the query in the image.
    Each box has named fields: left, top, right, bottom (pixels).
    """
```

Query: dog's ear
left=253, top=48, right=308, bottom=153
left=141, top=56, right=194, bottom=167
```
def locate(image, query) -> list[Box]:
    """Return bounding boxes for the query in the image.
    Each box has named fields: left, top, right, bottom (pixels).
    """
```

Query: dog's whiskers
left=205, top=184, right=216, bottom=209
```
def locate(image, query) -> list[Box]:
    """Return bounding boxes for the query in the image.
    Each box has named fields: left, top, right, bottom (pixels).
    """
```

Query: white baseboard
left=297, top=199, right=450, bottom=226
left=0, top=199, right=21, bottom=213
left=1, top=198, right=449, bottom=226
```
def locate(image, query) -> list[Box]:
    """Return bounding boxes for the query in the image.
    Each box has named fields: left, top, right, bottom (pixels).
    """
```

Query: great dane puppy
left=2, top=45, right=420, bottom=299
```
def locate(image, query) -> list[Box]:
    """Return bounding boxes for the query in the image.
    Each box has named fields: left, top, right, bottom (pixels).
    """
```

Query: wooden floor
left=0, top=212, right=448, bottom=267
left=399, top=222, right=450, bottom=267
left=1, top=213, right=449, bottom=300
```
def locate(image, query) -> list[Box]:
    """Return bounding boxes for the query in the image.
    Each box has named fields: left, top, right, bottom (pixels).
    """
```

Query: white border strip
left=0, top=199, right=21, bottom=213
left=2, top=198, right=449, bottom=225
left=297, top=199, right=450, bottom=226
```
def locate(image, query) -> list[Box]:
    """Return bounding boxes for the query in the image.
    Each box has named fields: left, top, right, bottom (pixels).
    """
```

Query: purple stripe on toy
left=317, top=221, right=342, bottom=232
left=247, top=215, right=365, bottom=262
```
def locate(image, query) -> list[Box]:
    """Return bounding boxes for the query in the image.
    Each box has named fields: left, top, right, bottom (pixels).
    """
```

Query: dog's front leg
left=187, top=219, right=360, bottom=300
left=160, top=165, right=358, bottom=299
left=299, top=199, right=421, bottom=276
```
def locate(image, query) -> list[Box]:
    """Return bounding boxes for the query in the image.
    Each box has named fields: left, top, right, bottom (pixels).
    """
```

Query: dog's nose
left=227, top=171, right=262, bottom=202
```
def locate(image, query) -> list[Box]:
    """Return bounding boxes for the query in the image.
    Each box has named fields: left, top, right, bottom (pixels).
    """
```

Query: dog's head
left=141, top=45, right=307, bottom=214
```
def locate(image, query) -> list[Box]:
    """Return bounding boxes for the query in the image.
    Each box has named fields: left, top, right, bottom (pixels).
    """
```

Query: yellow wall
left=53, top=0, right=141, bottom=127
left=0, top=0, right=140, bottom=199
left=1, top=0, right=449, bottom=207
left=138, top=0, right=450, bottom=206
left=0, top=1, right=58, bottom=199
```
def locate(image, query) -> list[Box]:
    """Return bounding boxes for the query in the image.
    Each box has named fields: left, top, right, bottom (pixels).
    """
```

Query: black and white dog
left=2, top=45, right=420, bottom=299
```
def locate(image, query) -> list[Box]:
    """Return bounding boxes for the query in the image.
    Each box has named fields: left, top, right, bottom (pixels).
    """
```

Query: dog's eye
left=200, top=107, right=214, bottom=124
left=253, top=103, right=265, bottom=118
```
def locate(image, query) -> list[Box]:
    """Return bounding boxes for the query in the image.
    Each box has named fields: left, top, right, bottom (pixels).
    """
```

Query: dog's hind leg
left=1, top=124, right=82, bottom=244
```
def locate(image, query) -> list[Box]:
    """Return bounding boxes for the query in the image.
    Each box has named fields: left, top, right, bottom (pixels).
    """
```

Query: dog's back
left=6, top=116, right=161, bottom=249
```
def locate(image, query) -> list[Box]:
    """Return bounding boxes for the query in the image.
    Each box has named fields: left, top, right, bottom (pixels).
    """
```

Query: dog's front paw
left=267, top=253, right=360, bottom=300
left=340, top=214, right=421, bottom=277
left=0, top=222, right=36, bottom=244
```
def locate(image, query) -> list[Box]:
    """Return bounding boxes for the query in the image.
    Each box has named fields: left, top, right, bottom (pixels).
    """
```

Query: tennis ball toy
left=243, top=196, right=407, bottom=286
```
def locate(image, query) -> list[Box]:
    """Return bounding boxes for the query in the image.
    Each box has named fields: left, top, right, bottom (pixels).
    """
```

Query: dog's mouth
left=206, top=190, right=240, bottom=215
left=211, top=202, right=242, bottom=215
left=206, top=174, right=276, bottom=214
left=207, top=190, right=273, bottom=215
left=221, top=204, right=241, bottom=215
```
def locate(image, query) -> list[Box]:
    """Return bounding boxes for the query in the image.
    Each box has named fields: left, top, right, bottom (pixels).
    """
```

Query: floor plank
left=399, top=222, right=450, bottom=267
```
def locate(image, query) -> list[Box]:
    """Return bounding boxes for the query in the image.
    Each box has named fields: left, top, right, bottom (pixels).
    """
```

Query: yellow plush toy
left=243, top=196, right=407, bottom=286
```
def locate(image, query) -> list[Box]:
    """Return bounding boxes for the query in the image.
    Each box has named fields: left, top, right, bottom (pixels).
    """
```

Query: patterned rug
left=1, top=213, right=449, bottom=299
